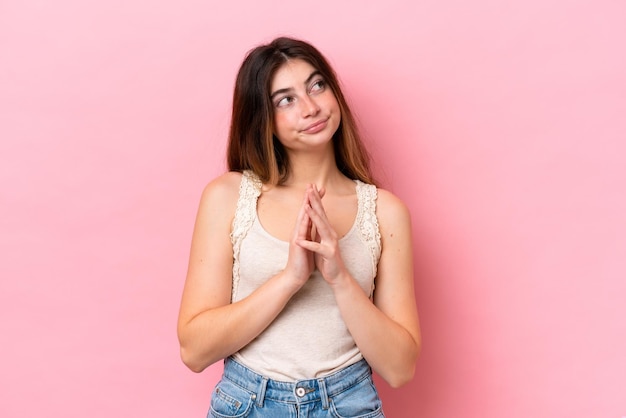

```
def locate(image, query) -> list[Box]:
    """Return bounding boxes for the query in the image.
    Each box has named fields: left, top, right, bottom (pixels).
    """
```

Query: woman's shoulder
left=199, top=171, right=244, bottom=207
left=374, top=187, right=411, bottom=227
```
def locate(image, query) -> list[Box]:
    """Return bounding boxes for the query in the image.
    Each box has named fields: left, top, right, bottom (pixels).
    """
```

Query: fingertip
left=295, top=239, right=309, bottom=249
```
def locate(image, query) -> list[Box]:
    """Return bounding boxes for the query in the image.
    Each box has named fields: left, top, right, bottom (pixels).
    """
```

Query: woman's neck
left=281, top=148, right=346, bottom=191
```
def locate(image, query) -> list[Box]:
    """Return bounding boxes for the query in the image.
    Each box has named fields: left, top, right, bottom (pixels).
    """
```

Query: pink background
left=1, top=1, right=625, bottom=417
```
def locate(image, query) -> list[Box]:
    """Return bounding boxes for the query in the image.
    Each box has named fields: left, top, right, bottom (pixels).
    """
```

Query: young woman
left=178, top=37, right=421, bottom=417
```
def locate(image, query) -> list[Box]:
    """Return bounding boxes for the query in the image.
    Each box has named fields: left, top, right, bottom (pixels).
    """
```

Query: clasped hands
left=286, top=184, right=348, bottom=288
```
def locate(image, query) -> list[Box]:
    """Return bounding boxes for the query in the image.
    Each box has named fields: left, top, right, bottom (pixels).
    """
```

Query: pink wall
left=1, top=1, right=625, bottom=417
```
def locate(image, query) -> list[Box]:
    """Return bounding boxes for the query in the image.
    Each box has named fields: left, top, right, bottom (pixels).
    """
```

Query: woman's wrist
left=327, top=271, right=356, bottom=294
left=274, top=269, right=306, bottom=297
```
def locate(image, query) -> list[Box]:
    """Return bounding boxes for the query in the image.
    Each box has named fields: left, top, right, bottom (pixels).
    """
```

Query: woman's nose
left=301, top=96, right=320, bottom=117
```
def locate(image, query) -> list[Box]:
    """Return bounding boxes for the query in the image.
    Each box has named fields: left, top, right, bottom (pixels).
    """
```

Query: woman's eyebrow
left=270, top=70, right=322, bottom=99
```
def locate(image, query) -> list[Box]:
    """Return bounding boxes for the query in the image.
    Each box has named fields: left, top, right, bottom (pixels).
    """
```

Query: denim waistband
left=222, top=357, right=372, bottom=407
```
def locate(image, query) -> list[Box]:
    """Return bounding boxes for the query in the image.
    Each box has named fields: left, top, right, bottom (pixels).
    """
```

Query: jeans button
left=295, top=387, right=306, bottom=397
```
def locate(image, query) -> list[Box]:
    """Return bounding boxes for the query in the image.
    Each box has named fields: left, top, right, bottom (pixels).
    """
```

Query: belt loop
left=318, top=378, right=329, bottom=410
left=256, top=377, right=268, bottom=407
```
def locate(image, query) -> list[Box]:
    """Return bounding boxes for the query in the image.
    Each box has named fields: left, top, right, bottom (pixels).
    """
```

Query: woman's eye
left=276, top=96, right=294, bottom=107
left=310, top=80, right=325, bottom=93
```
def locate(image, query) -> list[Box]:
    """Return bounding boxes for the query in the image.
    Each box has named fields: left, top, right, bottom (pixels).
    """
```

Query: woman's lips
left=301, top=119, right=328, bottom=134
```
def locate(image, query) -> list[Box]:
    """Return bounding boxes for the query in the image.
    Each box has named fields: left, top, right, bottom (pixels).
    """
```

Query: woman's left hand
left=299, top=184, right=422, bottom=388
left=296, top=184, right=348, bottom=286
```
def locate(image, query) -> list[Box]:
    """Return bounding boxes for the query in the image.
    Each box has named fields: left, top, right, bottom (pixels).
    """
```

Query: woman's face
left=270, top=59, right=341, bottom=152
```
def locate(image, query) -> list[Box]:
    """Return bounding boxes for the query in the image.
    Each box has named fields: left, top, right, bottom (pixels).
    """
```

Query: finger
left=305, top=209, right=313, bottom=241
left=307, top=187, right=328, bottom=222
left=294, top=201, right=312, bottom=242
left=305, top=203, right=334, bottom=240
left=307, top=215, right=320, bottom=241
left=315, top=184, right=326, bottom=199
left=296, top=239, right=326, bottom=255
left=311, top=184, right=325, bottom=202
left=297, top=236, right=335, bottom=260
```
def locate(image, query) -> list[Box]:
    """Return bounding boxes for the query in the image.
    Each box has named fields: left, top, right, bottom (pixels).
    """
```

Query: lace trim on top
left=355, top=180, right=382, bottom=287
left=230, top=171, right=262, bottom=301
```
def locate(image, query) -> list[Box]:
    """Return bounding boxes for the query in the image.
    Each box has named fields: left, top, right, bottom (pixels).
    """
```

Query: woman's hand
left=282, top=188, right=319, bottom=290
left=300, top=185, right=421, bottom=388
left=297, top=184, right=349, bottom=286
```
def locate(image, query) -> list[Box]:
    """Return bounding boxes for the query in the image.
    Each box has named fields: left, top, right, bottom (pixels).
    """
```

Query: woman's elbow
left=386, top=363, right=416, bottom=388
left=179, top=345, right=209, bottom=373
left=387, top=343, right=421, bottom=388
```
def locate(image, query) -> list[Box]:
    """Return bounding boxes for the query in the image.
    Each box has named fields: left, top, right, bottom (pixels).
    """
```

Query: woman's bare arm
left=300, top=186, right=421, bottom=387
left=177, top=172, right=313, bottom=372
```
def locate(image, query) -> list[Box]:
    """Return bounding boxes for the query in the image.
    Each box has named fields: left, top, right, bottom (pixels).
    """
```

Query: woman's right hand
left=178, top=175, right=325, bottom=372
left=282, top=185, right=325, bottom=290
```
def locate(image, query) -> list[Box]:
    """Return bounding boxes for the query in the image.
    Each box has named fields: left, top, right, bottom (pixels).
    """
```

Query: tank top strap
left=230, top=170, right=262, bottom=301
left=354, top=180, right=382, bottom=291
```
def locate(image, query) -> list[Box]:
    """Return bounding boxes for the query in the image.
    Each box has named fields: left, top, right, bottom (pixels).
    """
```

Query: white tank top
left=230, top=170, right=381, bottom=381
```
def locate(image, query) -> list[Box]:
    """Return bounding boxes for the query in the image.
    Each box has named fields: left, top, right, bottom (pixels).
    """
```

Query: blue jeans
left=208, top=357, right=385, bottom=417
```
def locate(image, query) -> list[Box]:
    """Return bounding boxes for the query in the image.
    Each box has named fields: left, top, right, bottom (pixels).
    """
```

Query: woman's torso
left=230, top=170, right=381, bottom=381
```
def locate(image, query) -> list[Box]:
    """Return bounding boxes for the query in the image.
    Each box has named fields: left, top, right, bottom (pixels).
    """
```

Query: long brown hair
left=227, top=37, right=376, bottom=186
